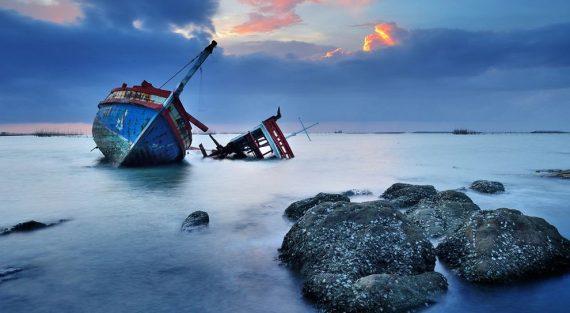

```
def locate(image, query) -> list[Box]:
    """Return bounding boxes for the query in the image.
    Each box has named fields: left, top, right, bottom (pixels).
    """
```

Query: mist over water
left=1, top=134, right=569, bottom=312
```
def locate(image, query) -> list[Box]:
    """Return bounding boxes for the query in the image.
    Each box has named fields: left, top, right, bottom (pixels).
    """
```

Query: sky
left=0, top=0, right=569, bottom=132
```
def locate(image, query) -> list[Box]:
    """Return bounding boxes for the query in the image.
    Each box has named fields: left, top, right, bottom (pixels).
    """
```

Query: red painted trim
left=172, top=101, right=193, bottom=135
left=172, top=99, right=208, bottom=132
left=110, top=80, right=171, bottom=98
left=99, top=98, right=163, bottom=110
left=263, top=119, right=294, bottom=159
left=185, top=112, right=209, bottom=132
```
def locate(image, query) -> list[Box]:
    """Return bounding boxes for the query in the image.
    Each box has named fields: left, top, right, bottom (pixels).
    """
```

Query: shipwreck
left=92, top=41, right=216, bottom=166
left=200, top=108, right=294, bottom=160
left=200, top=109, right=318, bottom=160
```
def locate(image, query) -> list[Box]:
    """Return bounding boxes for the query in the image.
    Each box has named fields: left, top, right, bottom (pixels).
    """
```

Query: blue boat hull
left=92, top=103, right=186, bottom=167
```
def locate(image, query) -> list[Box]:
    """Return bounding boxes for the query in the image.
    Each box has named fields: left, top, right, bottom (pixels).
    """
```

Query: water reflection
left=93, top=160, right=191, bottom=191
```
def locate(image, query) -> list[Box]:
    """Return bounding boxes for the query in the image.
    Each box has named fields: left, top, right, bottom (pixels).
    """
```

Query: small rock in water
left=10, top=220, right=47, bottom=232
left=181, top=211, right=209, bottom=232
left=437, top=208, right=570, bottom=283
left=341, top=189, right=373, bottom=197
left=535, top=169, right=570, bottom=179
left=284, top=193, right=350, bottom=221
left=0, top=267, right=24, bottom=283
left=469, top=180, right=505, bottom=194
left=1, top=219, right=69, bottom=236
left=381, top=183, right=437, bottom=207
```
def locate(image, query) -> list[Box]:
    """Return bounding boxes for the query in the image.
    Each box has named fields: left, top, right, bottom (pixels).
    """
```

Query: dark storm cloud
left=200, top=24, right=570, bottom=129
left=0, top=2, right=569, bottom=130
left=80, top=0, right=218, bottom=30
left=0, top=3, right=214, bottom=123
left=205, top=23, right=570, bottom=94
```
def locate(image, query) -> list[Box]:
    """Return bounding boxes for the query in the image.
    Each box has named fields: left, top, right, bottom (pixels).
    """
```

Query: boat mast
left=163, top=40, right=217, bottom=107
left=125, top=41, right=218, bottom=160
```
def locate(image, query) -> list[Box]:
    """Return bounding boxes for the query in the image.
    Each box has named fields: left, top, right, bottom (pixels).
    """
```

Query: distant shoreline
left=2, top=131, right=568, bottom=137
left=0, top=131, right=86, bottom=137
left=200, top=131, right=570, bottom=135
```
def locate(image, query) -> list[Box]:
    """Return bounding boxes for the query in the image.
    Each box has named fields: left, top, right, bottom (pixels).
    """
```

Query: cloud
left=0, top=0, right=83, bottom=24
left=233, top=11, right=302, bottom=34
left=0, top=2, right=217, bottom=123
left=0, top=3, right=569, bottom=131
left=231, top=0, right=373, bottom=34
left=200, top=23, right=570, bottom=130
left=0, top=0, right=219, bottom=30
left=335, top=0, right=372, bottom=8
left=232, top=0, right=318, bottom=34
left=224, top=40, right=335, bottom=59
left=81, top=0, right=219, bottom=31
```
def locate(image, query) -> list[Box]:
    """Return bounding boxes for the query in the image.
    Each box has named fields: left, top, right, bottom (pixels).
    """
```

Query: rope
left=159, top=54, right=199, bottom=89
left=198, top=67, right=203, bottom=108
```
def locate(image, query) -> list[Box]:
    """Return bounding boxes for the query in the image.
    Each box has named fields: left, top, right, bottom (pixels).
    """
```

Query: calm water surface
left=0, top=134, right=569, bottom=312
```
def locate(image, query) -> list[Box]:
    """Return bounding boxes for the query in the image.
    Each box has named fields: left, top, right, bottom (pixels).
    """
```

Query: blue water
left=0, top=134, right=569, bottom=312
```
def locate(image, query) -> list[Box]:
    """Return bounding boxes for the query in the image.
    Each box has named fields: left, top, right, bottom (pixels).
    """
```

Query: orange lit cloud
left=336, top=0, right=372, bottom=7
left=362, top=23, right=397, bottom=52
left=233, top=0, right=319, bottom=34
left=232, top=0, right=371, bottom=35
left=321, top=47, right=351, bottom=59
left=0, top=0, right=83, bottom=24
left=233, top=11, right=302, bottom=34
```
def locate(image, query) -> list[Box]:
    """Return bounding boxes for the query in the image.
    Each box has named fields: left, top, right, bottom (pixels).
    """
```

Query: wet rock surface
left=1, top=219, right=69, bottom=236
left=535, top=169, right=570, bottom=179
left=351, top=272, right=448, bottom=312
left=437, top=208, right=570, bottom=283
left=280, top=200, right=446, bottom=312
left=284, top=193, right=350, bottom=221
left=381, top=183, right=437, bottom=207
left=181, top=211, right=209, bottom=232
left=405, top=190, right=480, bottom=238
left=470, top=180, right=505, bottom=194
left=341, top=189, right=373, bottom=197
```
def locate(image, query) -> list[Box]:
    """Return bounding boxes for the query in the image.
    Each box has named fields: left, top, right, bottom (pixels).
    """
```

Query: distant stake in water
left=286, top=118, right=319, bottom=141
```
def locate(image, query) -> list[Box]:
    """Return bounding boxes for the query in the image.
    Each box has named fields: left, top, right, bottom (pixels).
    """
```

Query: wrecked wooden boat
left=92, top=41, right=216, bottom=166
left=200, top=108, right=295, bottom=160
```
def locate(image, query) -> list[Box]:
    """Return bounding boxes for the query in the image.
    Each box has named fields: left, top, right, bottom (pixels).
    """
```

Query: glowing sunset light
left=323, top=47, right=343, bottom=58
left=362, top=23, right=396, bottom=52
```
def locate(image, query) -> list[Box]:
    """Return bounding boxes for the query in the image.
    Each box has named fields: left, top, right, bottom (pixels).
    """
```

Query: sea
left=0, top=134, right=569, bottom=313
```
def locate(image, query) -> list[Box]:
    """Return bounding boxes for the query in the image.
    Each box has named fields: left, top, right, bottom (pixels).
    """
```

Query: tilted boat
left=92, top=41, right=217, bottom=166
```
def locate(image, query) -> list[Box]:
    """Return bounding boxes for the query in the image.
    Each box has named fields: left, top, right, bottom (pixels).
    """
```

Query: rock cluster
left=470, top=180, right=505, bottom=194
left=280, top=182, right=570, bottom=312
left=280, top=200, right=447, bottom=312
left=181, top=211, right=209, bottom=232
left=437, top=208, right=570, bottom=283
left=284, top=193, right=350, bottom=221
